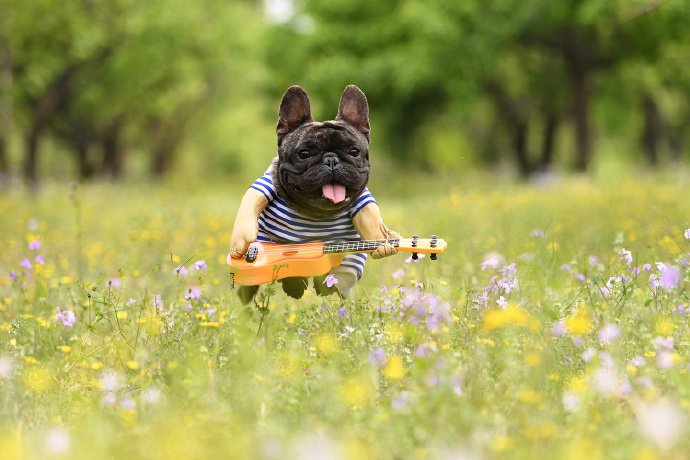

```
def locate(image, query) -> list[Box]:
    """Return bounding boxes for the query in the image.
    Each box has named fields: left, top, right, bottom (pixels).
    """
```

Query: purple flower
left=8, top=272, right=17, bottom=280
left=631, top=267, right=641, bottom=276
left=184, top=287, right=201, bottom=301
left=620, top=248, right=633, bottom=266
left=480, top=255, right=501, bottom=271
left=560, top=264, right=573, bottom=273
left=34, top=254, right=45, bottom=265
left=55, top=307, right=76, bottom=328
left=369, top=348, right=386, bottom=366
left=28, top=240, right=41, bottom=250
left=174, top=265, right=189, bottom=277
left=108, top=278, right=121, bottom=289
left=658, top=263, right=681, bottom=290
left=575, top=273, right=586, bottom=282
left=192, top=260, right=207, bottom=270
left=552, top=320, right=566, bottom=337
left=20, top=258, right=32, bottom=270
left=642, top=263, right=652, bottom=271
left=324, top=274, right=338, bottom=288
left=501, top=263, right=517, bottom=277
left=599, top=324, right=621, bottom=345
left=685, top=229, right=690, bottom=240
left=588, top=255, right=599, bottom=267
left=154, top=294, right=164, bottom=310
left=630, top=356, right=645, bottom=367
left=392, top=268, right=405, bottom=279
left=337, top=306, right=349, bottom=320
left=651, top=337, right=674, bottom=350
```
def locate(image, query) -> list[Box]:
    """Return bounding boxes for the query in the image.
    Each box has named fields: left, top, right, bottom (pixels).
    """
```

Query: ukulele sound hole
left=282, top=250, right=298, bottom=256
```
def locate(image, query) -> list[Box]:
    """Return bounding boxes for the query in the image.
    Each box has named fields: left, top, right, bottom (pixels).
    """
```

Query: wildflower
left=651, top=336, right=673, bottom=349
left=8, top=272, right=17, bottom=280
left=108, top=278, right=121, bottom=289
left=562, top=392, right=580, bottom=412
left=384, top=355, right=406, bottom=380
left=620, top=248, right=633, bottom=266
left=100, top=371, right=122, bottom=392
left=575, top=273, right=586, bottom=281
left=392, top=268, right=405, bottom=279
left=497, top=296, right=508, bottom=309
left=174, top=265, right=189, bottom=277
left=185, top=287, right=201, bottom=301
left=324, top=274, right=338, bottom=287
left=119, top=396, right=136, bottom=410
left=560, top=264, right=573, bottom=273
left=55, top=307, right=76, bottom=328
left=635, top=400, right=684, bottom=451
left=192, top=260, right=207, bottom=270
left=45, top=428, right=71, bottom=455
left=369, top=348, right=386, bottom=366
left=630, top=356, right=644, bottom=367
left=588, top=255, right=599, bottom=267
left=480, top=254, right=503, bottom=271
left=685, top=229, right=690, bottom=240
left=0, top=356, right=13, bottom=379
left=142, top=387, right=162, bottom=404
left=657, top=263, right=681, bottom=290
left=28, top=240, right=42, bottom=250
left=392, top=392, right=410, bottom=409
left=598, top=324, right=621, bottom=345
left=337, top=306, right=349, bottom=320
left=642, top=263, right=652, bottom=271
left=530, top=229, right=545, bottom=238
left=551, top=320, right=566, bottom=337
left=35, top=254, right=45, bottom=265
left=20, top=258, right=32, bottom=270
left=582, top=348, right=596, bottom=363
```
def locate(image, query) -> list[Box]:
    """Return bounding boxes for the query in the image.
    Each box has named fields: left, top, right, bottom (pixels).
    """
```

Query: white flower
left=635, top=400, right=684, bottom=451
left=45, top=428, right=71, bottom=455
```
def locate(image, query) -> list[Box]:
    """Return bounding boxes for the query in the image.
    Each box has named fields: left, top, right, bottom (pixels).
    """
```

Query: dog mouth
left=321, top=183, right=347, bottom=204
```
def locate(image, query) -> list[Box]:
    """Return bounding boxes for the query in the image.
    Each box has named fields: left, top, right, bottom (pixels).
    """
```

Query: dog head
left=272, top=85, right=371, bottom=218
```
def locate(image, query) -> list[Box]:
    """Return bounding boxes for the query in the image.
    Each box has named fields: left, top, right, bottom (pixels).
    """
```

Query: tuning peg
left=411, top=252, right=418, bottom=260
left=430, top=235, right=437, bottom=248
left=412, top=235, right=418, bottom=248
left=430, top=254, right=437, bottom=261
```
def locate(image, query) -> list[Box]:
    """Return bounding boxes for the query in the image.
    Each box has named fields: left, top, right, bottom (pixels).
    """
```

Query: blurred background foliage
left=1, top=0, right=689, bottom=189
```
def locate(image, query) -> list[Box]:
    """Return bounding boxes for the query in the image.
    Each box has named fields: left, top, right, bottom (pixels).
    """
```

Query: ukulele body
left=228, top=242, right=345, bottom=286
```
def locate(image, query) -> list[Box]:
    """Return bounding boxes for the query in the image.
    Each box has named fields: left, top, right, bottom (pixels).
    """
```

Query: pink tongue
left=322, top=183, right=347, bottom=203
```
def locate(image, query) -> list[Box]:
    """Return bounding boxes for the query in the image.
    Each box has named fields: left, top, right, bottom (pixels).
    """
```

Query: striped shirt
left=250, top=168, right=376, bottom=277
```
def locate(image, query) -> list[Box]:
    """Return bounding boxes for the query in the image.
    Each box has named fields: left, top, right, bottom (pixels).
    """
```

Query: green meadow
left=1, top=174, right=689, bottom=459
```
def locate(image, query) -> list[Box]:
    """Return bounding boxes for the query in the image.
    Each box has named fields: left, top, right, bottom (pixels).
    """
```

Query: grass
left=0, top=174, right=689, bottom=459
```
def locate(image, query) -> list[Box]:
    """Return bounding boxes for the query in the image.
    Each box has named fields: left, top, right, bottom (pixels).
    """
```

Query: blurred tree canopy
left=1, top=0, right=689, bottom=188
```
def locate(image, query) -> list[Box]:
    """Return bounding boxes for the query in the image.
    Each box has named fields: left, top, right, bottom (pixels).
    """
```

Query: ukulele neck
left=323, top=239, right=400, bottom=254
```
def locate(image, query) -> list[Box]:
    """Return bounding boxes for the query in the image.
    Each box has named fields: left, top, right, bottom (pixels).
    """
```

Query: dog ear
left=336, top=85, right=370, bottom=140
left=277, top=85, right=314, bottom=145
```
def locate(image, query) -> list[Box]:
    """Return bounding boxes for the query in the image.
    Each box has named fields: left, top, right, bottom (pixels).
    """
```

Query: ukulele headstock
left=397, top=235, right=447, bottom=260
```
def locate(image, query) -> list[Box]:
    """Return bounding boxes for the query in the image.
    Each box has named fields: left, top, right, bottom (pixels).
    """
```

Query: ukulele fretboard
left=323, top=239, right=400, bottom=254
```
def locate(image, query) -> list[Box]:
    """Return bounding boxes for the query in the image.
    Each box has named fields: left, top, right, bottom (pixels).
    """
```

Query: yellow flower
left=384, top=355, right=406, bottom=380
left=518, top=389, right=542, bottom=404
left=655, top=317, right=673, bottom=336
left=91, top=361, right=104, bottom=370
left=199, top=322, right=219, bottom=328
left=524, top=352, right=541, bottom=367
left=126, top=360, right=139, bottom=370
left=24, top=367, right=52, bottom=393
left=314, top=333, right=337, bottom=356
left=564, top=310, right=591, bottom=335
left=287, top=313, right=297, bottom=324
left=482, top=304, right=530, bottom=331
left=116, top=311, right=128, bottom=320
left=341, top=377, right=372, bottom=406
left=59, top=345, right=71, bottom=354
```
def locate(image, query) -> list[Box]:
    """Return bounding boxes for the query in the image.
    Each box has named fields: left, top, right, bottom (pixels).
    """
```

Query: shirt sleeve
left=249, top=166, right=277, bottom=202
left=349, top=187, right=376, bottom=218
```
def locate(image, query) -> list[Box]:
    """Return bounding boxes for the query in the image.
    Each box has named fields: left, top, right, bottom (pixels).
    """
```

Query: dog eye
left=297, top=150, right=311, bottom=160
left=348, top=148, right=360, bottom=157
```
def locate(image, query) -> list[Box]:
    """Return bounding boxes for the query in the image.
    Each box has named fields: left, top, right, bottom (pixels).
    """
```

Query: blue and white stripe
left=250, top=168, right=375, bottom=277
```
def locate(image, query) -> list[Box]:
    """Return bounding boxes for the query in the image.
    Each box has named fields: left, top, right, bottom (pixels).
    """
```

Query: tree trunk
left=513, top=120, right=531, bottom=177
left=101, top=122, right=125, bottom=178
left=539, top=113, right=559, bottom=170
left=642, top=95, right=661, bottom=166
left=571, top=68, right=591, bottom=172
left=0, top=37, right=11, bottom=191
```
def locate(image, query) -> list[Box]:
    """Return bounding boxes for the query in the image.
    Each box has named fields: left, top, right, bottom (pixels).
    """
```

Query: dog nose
left=323, top=152, right=339, bottom=169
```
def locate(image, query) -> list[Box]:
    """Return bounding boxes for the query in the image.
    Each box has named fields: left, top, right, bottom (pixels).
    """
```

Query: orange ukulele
left=227, top=236, right=447, bottom=286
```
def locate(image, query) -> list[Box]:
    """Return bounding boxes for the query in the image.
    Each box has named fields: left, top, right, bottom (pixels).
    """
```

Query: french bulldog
left=230, top=85, right=398, bottom=302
